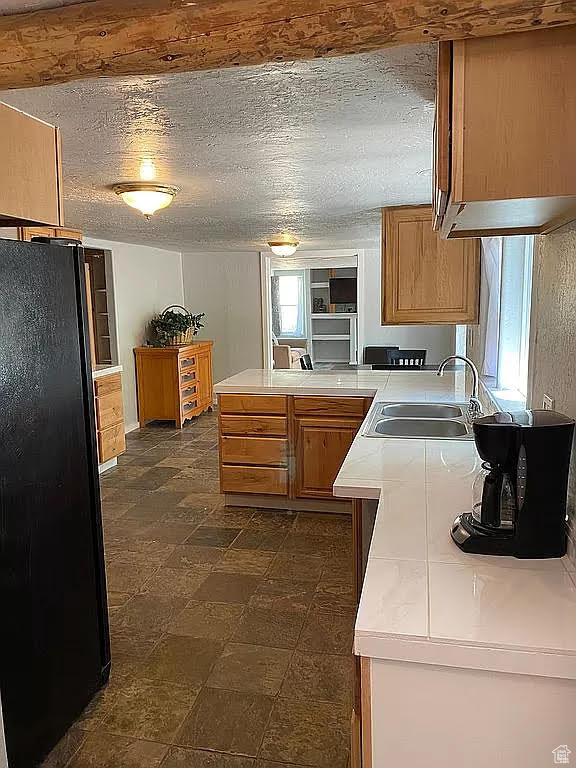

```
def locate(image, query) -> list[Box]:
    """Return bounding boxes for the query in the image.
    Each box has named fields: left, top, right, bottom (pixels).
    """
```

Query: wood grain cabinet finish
left=218, top=393, right=369, bottom=500
left=135, top=342, right=214, bottom=428
left=94, top=372, right=126, bottom=463
left=0, top=102, right=64, bottom=227
left=435, top=28, right=576, bottom=239
left=293, top=416, right=364, bottom=499
left=382, top=205, right=480, bottom=325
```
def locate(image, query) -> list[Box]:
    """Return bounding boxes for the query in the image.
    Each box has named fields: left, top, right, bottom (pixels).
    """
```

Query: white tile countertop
left=92, top=364, right=123, bottom=380
left=333, top=376, right=576, bottom=680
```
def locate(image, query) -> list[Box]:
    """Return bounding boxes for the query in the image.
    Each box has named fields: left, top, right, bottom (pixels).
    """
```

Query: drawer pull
left=180, top=357, right=196, bottom=369
left=181, top=372, right=197, bottom=384
left=183, top=399, right=198, bottom=412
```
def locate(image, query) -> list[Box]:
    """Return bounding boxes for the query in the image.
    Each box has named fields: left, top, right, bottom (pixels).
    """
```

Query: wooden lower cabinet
left=135, top=342, right=214, bottom=427
left=94, top=372, right=126, bottom=464
left=218, top=393, right=370, bottom=501
left=293, top=416, right=364, bottom=499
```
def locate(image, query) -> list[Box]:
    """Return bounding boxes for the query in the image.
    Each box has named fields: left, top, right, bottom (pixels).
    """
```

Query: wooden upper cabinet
left=435, top=27, right=576, bottom=239
left=18, top=226, right=82, bottom=241
left=382, top=205, right=480, bottom=325
left=0, top=102, right=63, bottom=227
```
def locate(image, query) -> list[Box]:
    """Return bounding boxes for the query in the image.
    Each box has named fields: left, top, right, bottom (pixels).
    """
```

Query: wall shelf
left=313, top=334, right=351, bottom=341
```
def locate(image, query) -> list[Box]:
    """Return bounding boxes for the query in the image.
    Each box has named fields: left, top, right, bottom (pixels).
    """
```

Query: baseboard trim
left=224, top=493, right=351, bottom=514
left=124, top=422, right=140, bottom=434
left=98, top=457, right=117, bottom=474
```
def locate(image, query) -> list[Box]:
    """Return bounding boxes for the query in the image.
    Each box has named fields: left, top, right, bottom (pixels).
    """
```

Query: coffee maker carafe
left=452, top=410, right=574, bottom=558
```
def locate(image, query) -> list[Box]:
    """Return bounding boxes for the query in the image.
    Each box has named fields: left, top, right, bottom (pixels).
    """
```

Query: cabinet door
left=382, top=205, right=479, bottom=325
left=433, top=41, right=452, bottom=231
left=196, top=348, right=213, bottom=409
left=294, top=416, right=363, bottom=499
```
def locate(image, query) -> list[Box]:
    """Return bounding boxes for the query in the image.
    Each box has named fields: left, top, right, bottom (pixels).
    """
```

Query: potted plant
left=148, top=305, right=205, bottom=347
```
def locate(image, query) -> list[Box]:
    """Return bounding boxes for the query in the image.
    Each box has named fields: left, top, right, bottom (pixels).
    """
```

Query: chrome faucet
left=437, top=355, right=483, bottom=421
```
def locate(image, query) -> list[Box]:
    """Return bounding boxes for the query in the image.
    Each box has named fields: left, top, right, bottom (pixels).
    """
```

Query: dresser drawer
left=94, top=372, right=122, bottom=397
left=220, top=414, right=287, bottom=437
left=95, top=389, right=124, bottom=430
left=219, top=394, right=287, bottom=415
left=179, top=354, right=197, bottom=371
left=181, top=384, right=198, bottom=403
left=182, top=398, right=199, bottom=416
left=221, top=436, right=287, bottom=466
left=180, top=370, right=197, bottom=388
left=98, top=423, right=126, bottom=463
left=221, top=465, right=288, bottom=495
left=293, top=396, right=368, bottom=418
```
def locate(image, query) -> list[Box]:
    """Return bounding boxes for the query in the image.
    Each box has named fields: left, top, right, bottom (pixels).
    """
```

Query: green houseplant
left=149, top=305, right=205, bottom=347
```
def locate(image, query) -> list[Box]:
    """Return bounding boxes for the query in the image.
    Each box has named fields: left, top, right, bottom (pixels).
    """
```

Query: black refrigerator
left=0, top=238, right=111, bottom=768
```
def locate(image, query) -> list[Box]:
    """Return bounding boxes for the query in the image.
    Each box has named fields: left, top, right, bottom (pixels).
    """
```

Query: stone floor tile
left=232, top=607, right=306, bottom=649
left=160, top=507, right=210, bottom=526
left=102, top=678, right=197, bottom=742
left=136, top=522, right=198, bottom=544
left=139, top=567, right=208, bottom=598
left=279, top=533, right=335, bottom=557
left=192, top=573, right=261, bottom=604
left=184, top=527, right=242, bottom=548
left=229, top=529, right=287, bottom=552
left=248, top=579, right=315, bottom=613
left=113, top=594, right=188, bottom=639
left=168, top=601, right=245, bottom=641
left=178, top=493, right=225, bottom=511
left=67, top=732, right=168, bottom=768
left=144, top=635, right=224, bottom=686
left=297, top=609, right=355, bottom=656
left=160, top=747, right=254, bottom=768
left=258, top=698, right=349, bottom=768
left=207, top=642, right=292, bottom=696
left=311, top=581, right=356, bottom=613
left=207, top=507, right=255, bottom=528
left=267, top=552, right=324, bottom=583
left=164, top=545, right=225, bottom=571
left=213, top=550, right=274, bottom=576
left=279, top=650, right=354, bottom=704
left=176, top=688, right=273, bottom=757
left=247, top=510, right=297, bottom=531
left=293, top=512, right=352, bottom=536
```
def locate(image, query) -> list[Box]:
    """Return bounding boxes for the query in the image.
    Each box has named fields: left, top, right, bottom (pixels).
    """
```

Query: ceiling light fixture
left=268, top=233, right=300, bottom=257
left=113, top=183, right=179, bottom=220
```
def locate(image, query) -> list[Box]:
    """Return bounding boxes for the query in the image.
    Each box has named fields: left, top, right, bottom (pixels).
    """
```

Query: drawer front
left=220, top=414, right=287, bottom=437
left=98, top=423, right=126, bottom=463
left=95, top=390, right=124, bottom=430
left=219, top=394, right=287, bottom=415
left=94, top=372, right=122, bottom=397
left=180, top=370, right=197, bottom=388
left=293, top=396, right=368, bottom=418
left=221, top=465, right=288, bottom=495
left=221, top=436, right=287, bottom=466
left=182, top=398, right=199, bottom=417
left=181, top=384, right=198, bottom=403
left=179, top=354, right=197, bottom=371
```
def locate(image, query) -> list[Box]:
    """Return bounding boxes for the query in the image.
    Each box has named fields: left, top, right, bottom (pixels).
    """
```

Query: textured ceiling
left=1, top=43, right=435, bottom=251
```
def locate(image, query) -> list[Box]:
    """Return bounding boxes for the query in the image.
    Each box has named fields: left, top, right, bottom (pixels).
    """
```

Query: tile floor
left=43, top=409, right=355, bottom=768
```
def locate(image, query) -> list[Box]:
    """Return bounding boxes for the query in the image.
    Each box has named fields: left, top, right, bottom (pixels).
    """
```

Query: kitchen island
left=214, top=369, right=576, bottom=768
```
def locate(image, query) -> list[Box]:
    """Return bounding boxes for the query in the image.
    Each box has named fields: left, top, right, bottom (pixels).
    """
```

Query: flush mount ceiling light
left=113, top=183, right=179, bottom=220
left=268, top=233, right=300, bottom=257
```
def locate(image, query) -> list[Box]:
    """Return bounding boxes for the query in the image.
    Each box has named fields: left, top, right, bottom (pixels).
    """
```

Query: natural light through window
left=277, top=272, right=305, bottom=337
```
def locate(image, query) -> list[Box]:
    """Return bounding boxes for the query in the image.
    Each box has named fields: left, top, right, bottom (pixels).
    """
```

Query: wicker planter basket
left=150, top=305, right=205, bottom=347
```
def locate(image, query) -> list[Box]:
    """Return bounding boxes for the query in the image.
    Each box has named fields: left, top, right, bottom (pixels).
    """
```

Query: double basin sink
left=364, top=402, right=474, bottom=440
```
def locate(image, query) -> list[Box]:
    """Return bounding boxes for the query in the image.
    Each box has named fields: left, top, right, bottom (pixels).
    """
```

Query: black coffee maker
left=451, top=409, right=575, bottom=558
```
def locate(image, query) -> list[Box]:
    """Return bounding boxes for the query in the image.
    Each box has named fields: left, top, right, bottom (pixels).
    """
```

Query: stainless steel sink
left=364, top=401, right=473, bottom=440
left=372, top=418, right=469, bottom=438
left=380, top=403, right=463, bottom=419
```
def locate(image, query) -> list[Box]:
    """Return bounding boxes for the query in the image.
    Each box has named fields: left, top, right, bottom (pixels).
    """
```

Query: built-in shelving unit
left=309, top=267, right=358, bottom=365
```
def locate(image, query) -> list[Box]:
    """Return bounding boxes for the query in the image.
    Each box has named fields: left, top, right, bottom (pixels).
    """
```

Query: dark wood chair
left=364, top=345, right=400, bottom=370
left=299, top=353, right=313, bottom=370
left=384, top=349, right=427, bottom=369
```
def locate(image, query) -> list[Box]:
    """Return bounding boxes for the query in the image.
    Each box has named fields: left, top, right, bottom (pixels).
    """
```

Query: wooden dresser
left=94, top=371, right=126, bottom=463
left=135, top=342, right=214, bottom=428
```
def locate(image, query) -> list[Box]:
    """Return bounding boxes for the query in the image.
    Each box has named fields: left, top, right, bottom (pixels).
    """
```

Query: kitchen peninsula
left=214, top=369, right=576, bottom=768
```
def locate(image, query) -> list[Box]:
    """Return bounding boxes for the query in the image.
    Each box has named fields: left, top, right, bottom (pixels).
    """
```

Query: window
left=478, top=235, right=534, bottom=400
left=272, top=270, right=306, bottom=338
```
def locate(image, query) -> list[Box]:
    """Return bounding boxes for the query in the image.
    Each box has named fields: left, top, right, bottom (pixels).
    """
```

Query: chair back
left=387, top=349, right=427, bottom=368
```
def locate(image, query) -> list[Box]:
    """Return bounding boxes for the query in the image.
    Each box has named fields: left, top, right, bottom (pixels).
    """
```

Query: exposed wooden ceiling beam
left=0, top=0, right=574, bottom=90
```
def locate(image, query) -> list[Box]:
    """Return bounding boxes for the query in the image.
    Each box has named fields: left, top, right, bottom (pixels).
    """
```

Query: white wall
left=85, top=237, right=184, bottom=430
left=181, top=251, right=263, bottom=383
left=361, top=247, right=455, bottom=365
